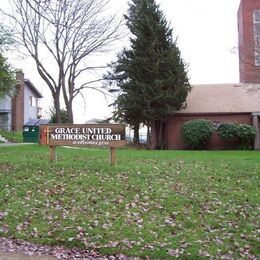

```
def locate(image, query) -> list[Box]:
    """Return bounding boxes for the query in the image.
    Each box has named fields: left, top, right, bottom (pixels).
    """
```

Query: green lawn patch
left=0, top=130, right=23, bottom=143
left=0, top=145, right=259, bottom=258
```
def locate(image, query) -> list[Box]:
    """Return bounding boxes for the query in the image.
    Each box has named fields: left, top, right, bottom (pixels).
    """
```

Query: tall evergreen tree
left=106, top=0, right=191, bottom=149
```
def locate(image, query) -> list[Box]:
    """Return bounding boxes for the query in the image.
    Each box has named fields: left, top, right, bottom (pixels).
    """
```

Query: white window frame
left=253, top=10, right=260, bottom=66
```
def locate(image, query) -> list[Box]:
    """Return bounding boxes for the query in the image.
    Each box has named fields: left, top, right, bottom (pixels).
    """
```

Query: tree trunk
left=133, top=123, right=139, bottom=144
left=53, top=95, right=61, bottom=123
left=66, top=101, right=74, bottom=123
left=154, top=120, right=165, bottom=150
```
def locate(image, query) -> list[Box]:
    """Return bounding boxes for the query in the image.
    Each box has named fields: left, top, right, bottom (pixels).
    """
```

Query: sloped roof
left=24, top=119, right=49, bottom=126
left=176, top=83, right=260, bottom=114
left=24, top=79, right=43, bottom=98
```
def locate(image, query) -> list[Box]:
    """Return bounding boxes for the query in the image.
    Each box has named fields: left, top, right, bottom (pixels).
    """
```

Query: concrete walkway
left=0, top=143, right=34, bottom=146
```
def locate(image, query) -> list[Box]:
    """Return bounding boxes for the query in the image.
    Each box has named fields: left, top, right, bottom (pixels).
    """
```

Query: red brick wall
left=238, top=0, right=260, bottom=83
left=12, top=72, right=25, bottom=131
left=164, top=114, right=252, bottom=150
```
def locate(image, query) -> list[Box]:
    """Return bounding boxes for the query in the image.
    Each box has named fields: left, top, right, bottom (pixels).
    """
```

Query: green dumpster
left=23, top=119, right=49, bottom=143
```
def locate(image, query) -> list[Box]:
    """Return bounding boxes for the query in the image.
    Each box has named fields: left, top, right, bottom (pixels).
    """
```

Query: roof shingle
left=177, top=84, right=260, bottom=114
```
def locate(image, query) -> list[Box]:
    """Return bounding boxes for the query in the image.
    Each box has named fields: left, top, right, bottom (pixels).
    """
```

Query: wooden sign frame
left=40, top=124, right=126, bottom=165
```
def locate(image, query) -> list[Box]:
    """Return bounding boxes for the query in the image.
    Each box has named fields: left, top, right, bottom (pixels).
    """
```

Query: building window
left=29, top=96, right=37, bottom=107
left=29, top=96, right=33, bottom=106
left=253, top=10, right=260, bottom=66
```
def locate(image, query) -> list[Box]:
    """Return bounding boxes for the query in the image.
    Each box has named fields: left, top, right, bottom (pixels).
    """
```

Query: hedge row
left=181, top=120, right=256, bottom=150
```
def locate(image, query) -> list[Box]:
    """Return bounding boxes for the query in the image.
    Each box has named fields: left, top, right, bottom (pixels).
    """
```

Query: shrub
left=48, top=107, right=68, bottom=123
left=216, top=122, right=239, bottom=141
left=238, top=124, right=256, bottom=149
left=181, top=119, right=213, bottom=149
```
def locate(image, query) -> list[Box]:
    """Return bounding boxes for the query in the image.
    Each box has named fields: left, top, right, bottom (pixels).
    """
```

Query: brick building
left=0, top=72, right=43, bottom=131
left=164, top=84, right=260, bottom=150
left=152, top=0, right=260, bottom=150
left=238, top=0, right=260, bottom=83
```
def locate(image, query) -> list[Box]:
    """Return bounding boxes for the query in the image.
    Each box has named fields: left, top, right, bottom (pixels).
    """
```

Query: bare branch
left=2, top=0, right=124, bottom=122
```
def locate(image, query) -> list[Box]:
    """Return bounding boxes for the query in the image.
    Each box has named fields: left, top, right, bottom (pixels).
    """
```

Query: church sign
left=40, top=124, right=125, bottom=147
left=39, top=124, right=126, bottom=165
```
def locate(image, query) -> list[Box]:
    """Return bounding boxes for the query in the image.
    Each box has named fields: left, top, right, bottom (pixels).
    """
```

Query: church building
left=153, top=0, right=260, bottom=150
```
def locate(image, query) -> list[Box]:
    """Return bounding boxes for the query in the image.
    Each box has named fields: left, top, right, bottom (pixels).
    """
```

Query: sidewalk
left=0, top=143, right=34, bottom=146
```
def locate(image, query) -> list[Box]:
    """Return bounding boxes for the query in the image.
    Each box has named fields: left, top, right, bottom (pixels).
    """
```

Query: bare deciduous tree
left=2, top=0, right=122, bottom=122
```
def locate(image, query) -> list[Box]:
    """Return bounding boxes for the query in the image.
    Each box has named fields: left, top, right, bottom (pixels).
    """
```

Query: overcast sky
left=1, top=0, right=241, bottom=122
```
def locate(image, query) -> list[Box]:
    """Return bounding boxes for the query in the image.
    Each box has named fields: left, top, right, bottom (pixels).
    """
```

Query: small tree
left=0, top=24, right=15, bottom=98
left=48, top=107, right=68, bottom=124
left=0, top=54, right=15, bottom=98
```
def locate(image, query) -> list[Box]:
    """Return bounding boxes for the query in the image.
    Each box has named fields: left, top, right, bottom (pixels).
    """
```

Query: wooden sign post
left=109, top=147, right=116, bottom=166
left=50, top=145, right=57, bottom=162
left=40, top=124, right=125, bottom=165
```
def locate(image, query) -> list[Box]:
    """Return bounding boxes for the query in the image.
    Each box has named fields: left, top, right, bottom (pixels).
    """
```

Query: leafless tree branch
left=1, top=0, right=124, bottom=122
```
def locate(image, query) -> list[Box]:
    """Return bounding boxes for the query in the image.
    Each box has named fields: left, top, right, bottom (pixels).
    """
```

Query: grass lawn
left=0, top=131, right=23, bottom=143
left=0, top=145, right=259, bottom=258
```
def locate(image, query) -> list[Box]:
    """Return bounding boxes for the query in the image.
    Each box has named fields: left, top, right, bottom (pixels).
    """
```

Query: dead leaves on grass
left=0, top=157, right=259, bottom=258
